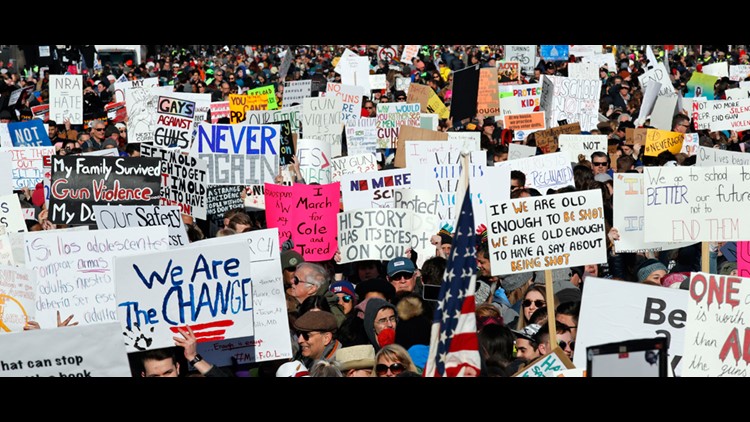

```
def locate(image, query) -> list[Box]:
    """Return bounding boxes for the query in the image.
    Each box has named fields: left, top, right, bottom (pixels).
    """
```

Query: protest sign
left=282, top=80, right=311, bottom=107
left=558, top=134, right=606, bottom=162
left=569, top=45, right=601, bottom=57
left=338, top=55, right=371, bottom=94
left=643, top=165, right=750, bottom=242
left=126, top=85, right=174, bottom=143
left=472, top=165, right=511, bottom=230
left=244, top=184, right=266, bottom=210
left=534, top=122, right=582, bottom=154
left=278, top=47, right=292, bottom=79
left=25, top=227, right=169, bottom=328
left=583, top=53, right=617, bottom=72
left=113, top=77, right=158, bottom=104
left=195, top=229, right=291, bottom=363
left=404, top=140, right=474, bottom=168
left=683, top=272, right=750, bottom=377
left=244, top=105, right=302, bottom=134
left=0, top=322, right=131, bottom=377
left=0, top=265, right=35, bottom=332
left=301, top=97, right=343, bottom=156
left=210, top=101, right=230, bottom=123
left=508, top=143, right=537, bottom=160
left=644, top=129, right=684, bottom=157
left=49, top=75, right=83, bottom=125
left=93, top=205, right=188, bottom=248
left=738, top=242, right=750, bottom=277
left=345, top=117, right=377, bottom=156
left=635, top=81, right=662, bottom=127
left=376, top=103, right=421, bottom=149
left=497, top=62, right=520, bottom=85
left=326, top=82, right=364, bottom=123
left=247, top=85, right=279, bottom=110
left=393, top=188, right=440, bottom=268
left=0, top=233, right=12, bottom=265
left=446, top=132, right=481, bottom=151
left=0, top=194, right=26, bottom=233
left=421, top=114, right=438, bottom=130
left=0, top=151, right=11, bottom=194
left=477, top=68, right=500, bottom=116
left=567, top=62, right=600, bottom=80
left=504, top=45, right=537, bottom=75
left=540, top=45, right=569, bottom=61
left=540, top=75, right=600, bottom=132
left=695, top=145, right=750, bottom=167
left=341, top=168, right=412, bottom=211
left=265, top=183, right=339, bottom=260
left=331, top=153, right=377, bottom=183
left=206, top=185, right=244, bottom=230
left=730, top=65, right=750, bottom=82
left=680, top=133, right=699, bottom=156
left=613, top=173, right=695, bottom=253
left=702, top=62, right=729, bottom=79
left=687, top=72, right=718, bottom=99
left=495, top=152, right=574, bottom=193
left=639, top=62, right=678, bottom=99
left=691, top=97, right=710, bottom=131
left=650, top=94, right=679, bottom=131
left=104, top=101, right=127, bottom=123
left=514, top=348, right=574, bottom=377
left=499, top=83, right=543, bottom=118
left=574, top=277, right=688, bottom=377
left=394, top=126, right=448, bottom=168
left=725, top=88, right=748, bottom=100
left=0, top=124, right=11, bottom=148
left=369, top=74, right=386, bottom=91
left=271, top=120, right=294, bottom=166
left=31, top=104, right=49, bottom=122
left=450, top=64, right=480, bottom=122
left=152, top=94, right=196, bottom=149
left=486, top=189, right=606, bottom=275
left=338, top=208, right=413, bottom=264
left=400, top=45, right=420, bottom=63
left=503, top=112, right=546, bottom=141
left=406, top=83, right=449, bottom=119
left=296, top=138, right=332, bottom=184
left=82, top=149, right=119, bottom=159
left=193, top=122, right=281, bottom=186
left=8, top=120, right=51, bottom=147
left=48, top=156, right=161, bottom=226
left=395, top=77, right=411, bottom=95
left=701, top=98, right=750, bottom=132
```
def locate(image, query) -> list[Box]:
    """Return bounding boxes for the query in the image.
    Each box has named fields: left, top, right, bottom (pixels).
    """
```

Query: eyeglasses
left=339, top=295, right=352, bottom=303
left=396, top=97, right=406, bottom=101
left=375, top=315, right=398, bottom=326
left=296, top=331, right=320, bottom=341
left=558, top=340, right=575, bottom=351
left=522, top=299, right=546, bottom=308
left=592, top=162, right=608, bottom=167
left=390, top=272, right=413, bottom=281
left=375, top=362, right=405, bottom=376
left=293, top=276, right=315, bottom=287
left=678, top=123, right=691, bottom=128
left=93, top=128, right=105, bottom=131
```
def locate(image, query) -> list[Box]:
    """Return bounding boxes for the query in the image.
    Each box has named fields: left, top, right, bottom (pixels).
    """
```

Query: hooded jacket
left=363, top=298, right=397, bottom=351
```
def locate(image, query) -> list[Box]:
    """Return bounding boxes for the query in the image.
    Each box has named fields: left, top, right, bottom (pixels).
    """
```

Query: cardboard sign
left=494, top=152, right=574, bottom=193
left=644, top=129, right=684, bottom=157
left=695, top=145, right=750, bottom=166
left=49, top=75, right=83, bottom=125
left=0, top=265, right=36, bottom=332
left=683, top=272, right=750, bottom=377
left=486, top=189, right=607, bottom=275
left=341, top=168, right=412, bottom=211
left=406, top=84, right=449, bottom=119
left=540, top=75, right=600, bottom=132
left=575, top=277, right=688, bottom=377
left=533, top=122, right=582, bottom=154
left=503, top=112, right=546, bottom=140
left=93, top=205, right=188, bottom=249
left=337, top=208, right=414, bottom=264
left=613, top=173, right=696, bottom=253
left=8, top=120, right=51, bottom=147
left=394, top=126, right=448, bottom=168
left=301, top=97, right=343, bottom=156
left=450, top=64, right=480, bottom=122
left=514, top=348, right=575, bottom=377
left=48, top=156, right=161, bottom=226
left=703, top=98, right=750, bottom=132
left=504, top=45, right=537, bottom=75
left=0, top=322, right=131, bottom=377
left=558, top=134, right=607, bottom=162
left=477, top=68, right=500, bottom=116
left=331, top=153, right=378, bottom=183
left=282, top=80, right=312, bottom=107
left=345, top=117, right=377, bottom=156
left=0, top=194, right=27, bottom=233
left=193, top=122, right=281, bottom=186
left=296, top=138, right=332, bottom=185
left=25, top=227, right=169, bottom=328
left=643, top=165, right=750, bottom=242
left=210, top=101, right=230, bottom=123
left=265, top=183, right=339, bottom=261
left=376, top=103, right=421, bottom=149
left=326, top=82, right=365, bottom=122
left=126, top=85, right=174, bottom=143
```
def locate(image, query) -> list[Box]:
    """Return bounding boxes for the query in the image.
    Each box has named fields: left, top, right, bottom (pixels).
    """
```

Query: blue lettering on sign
left=196, top=124, right=278, bottom=155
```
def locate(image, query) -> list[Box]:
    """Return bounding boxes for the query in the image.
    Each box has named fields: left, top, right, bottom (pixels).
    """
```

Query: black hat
left=355, top=277, right=396, bottom=302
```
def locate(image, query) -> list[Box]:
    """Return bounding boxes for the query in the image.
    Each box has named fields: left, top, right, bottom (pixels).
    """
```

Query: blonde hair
left=372, top=343, right=418, bottom=377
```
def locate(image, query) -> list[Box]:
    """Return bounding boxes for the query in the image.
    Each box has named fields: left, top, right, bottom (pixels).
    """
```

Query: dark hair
left=478, top=323, right=515, bottom=373
left=141, top=348, right=176, bottom=365
left=298, top=294, right=332, bottom=316
left=556, top=301, right=580, bottom=326
left=510, top=170, right=526, bottom=187
left=420, top=256, right=447, bottom=286
left=125, top=143, right=140, bottom=155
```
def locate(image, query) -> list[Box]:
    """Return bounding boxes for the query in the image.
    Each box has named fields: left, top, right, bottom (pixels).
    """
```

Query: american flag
left=423, top=186, right=481, bottom=377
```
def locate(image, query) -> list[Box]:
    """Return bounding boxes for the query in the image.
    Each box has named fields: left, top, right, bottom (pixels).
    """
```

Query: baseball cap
left=280, top=250, right=304, bottom=271
left=387, top=257, right=416, bottom=277
left=511, top=323, right=541, bottom=342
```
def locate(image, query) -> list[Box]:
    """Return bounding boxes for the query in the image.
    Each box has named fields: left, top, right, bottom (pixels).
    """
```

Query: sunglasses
left=522, top=299, right=546, bottom=308
left=365, top=106, right=375, bottom=110
left=296, top=331, right=320, bottom=341
left=558, top=340, right=575, bottom=351
left=396, top=97, right=406, bottom=100
left=293, top=276, right=314, bottom=286
left=390, top=272, right=413, bottom=281
left=592, top=162, right=608, bottom=167
left=93, top=128, right=105, bottom=131
left=375, top=362, right=405, bottom=376
left=339, top=295, right=352, bottom=303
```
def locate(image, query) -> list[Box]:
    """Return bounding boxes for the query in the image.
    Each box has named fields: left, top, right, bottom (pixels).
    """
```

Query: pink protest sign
left=264, top=182, right=340, bottom=261
left=737, top=241, right=750, bottom=277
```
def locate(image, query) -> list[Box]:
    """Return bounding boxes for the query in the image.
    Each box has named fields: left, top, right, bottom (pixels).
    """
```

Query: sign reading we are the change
left=93, top=205, right=188, bottom=248
left=486, top=189, right=607, bottom=275
left=683, top=272, right=750, bottom=377
left=643, top=165, right=750, bottom=242
left=0, top=322, right=131, bottom=377
left=192, top=122, right=281, bottom=186
left=24, top=227, right=169, bottom=329
left=0, top=265, right=36, bottom=332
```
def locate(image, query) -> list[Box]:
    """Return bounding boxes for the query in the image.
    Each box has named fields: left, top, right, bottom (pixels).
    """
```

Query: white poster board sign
left=49, top=75, right=83, bottom=125
left=296, top=138, right=332, bottom=185
left=0, top=265, right=36, bottom=332
left=126, top=85, right=174, bottom=143
left=5, top=146, right=54, bottom=190
left=494, top=152, right=574, bottom=193
left=393, top=188, right=440, bottom=268
left=508, top=143, right=537, bottom=160
left=93, top=205, right=189, bottom=249
left=540, top=75, right=600, bottom=131
left=557, top=134, right=607, bottom=162
left=341, top=168, right=412, bottom=211
left=703, top=98, right=750, bottom=132
left=345, top=117, right=377, bottom=156
left=0, top=194, right=27, bottom=233
left=330, top=153, right=378, bottom=183
left=0, top=152, right=11, bottom=196
left=282, top=80, right=312, bottom=107
left=567, top=62, right=599, bottom=80
left=695, top=145, right=750, bottom=167
left=301, top=97, right=343, bottom=157
left=504, top=45, right=537, bottom=74
left=575, top=277, right=688, bottom=377
left=325, top=82, right=364, bottom=123
left=702, top=62, right=729, bottom=79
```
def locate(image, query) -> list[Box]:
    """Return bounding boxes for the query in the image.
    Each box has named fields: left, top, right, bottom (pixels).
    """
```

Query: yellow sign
left=644, top=129, right=684, bottom=157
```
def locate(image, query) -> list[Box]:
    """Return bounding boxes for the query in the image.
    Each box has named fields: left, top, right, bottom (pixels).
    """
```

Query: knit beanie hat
left=637, top=259, right=668, bottom=283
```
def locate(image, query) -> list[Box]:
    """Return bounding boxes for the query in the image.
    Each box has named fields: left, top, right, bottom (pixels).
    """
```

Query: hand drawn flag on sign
left=423, top=186, right=481, bottom=377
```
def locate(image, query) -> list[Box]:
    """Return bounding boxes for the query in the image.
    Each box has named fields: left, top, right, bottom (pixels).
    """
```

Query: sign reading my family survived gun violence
left=486, top=189, right=607, bottom=275
left=48, top=156, right=161, bottom=226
